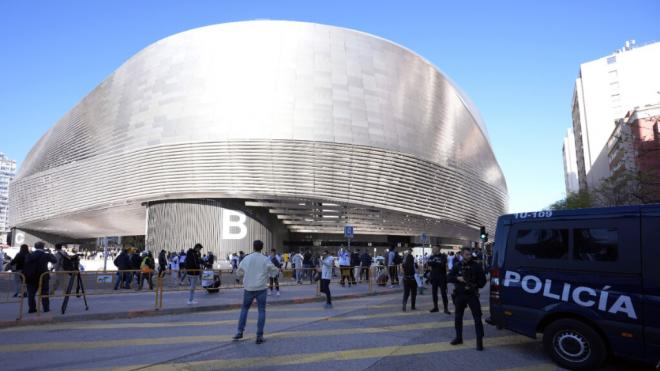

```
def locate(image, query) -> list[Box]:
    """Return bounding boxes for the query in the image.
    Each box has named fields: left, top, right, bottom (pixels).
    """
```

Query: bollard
left=368, top=266, right=374, bottom=293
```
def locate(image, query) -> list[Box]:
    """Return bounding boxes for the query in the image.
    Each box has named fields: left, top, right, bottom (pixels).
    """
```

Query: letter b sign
left=222, top=209, right=247, bottom=240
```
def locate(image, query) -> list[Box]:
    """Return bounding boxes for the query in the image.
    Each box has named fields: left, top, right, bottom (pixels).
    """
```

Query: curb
left=0, top=288, right=401, bottom=329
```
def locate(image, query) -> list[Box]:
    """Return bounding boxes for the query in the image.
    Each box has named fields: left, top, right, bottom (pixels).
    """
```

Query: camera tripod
left=61, top=271, right=89, bottom=314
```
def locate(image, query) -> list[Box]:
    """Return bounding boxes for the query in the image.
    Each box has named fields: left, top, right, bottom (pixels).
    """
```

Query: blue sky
left=1, top=0, right=658, bottom=213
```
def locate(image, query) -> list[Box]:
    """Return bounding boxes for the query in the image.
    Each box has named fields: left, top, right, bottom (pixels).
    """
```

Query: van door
left=641, top=206, right=660, bottom=364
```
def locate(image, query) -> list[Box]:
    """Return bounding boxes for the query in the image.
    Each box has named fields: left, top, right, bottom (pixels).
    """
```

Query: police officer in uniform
left=448, top=246, right=487, bottom=350
left=427, top=246, right=450, bottom=314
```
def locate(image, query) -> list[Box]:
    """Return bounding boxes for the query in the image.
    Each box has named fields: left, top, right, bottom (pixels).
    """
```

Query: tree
left=548, top=189, right=594, bottom=210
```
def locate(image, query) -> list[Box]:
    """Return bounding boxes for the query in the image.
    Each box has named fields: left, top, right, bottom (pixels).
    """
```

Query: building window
left=607, top=55, right=617, bottom=64
left=515, top=229, right=569, bottom=260
left=573, top=228, right=618, bottom=262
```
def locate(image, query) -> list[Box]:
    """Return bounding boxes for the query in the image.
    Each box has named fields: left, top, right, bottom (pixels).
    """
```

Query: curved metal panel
left=9, top=20, right=508, bottom=238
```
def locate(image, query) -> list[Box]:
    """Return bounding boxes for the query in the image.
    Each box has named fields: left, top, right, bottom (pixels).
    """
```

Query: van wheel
left=543, top=319, right=607, bottom=370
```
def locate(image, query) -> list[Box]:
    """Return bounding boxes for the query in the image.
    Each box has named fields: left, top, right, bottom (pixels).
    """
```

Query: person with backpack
left=268, top=248, right=282, bottom=296
left=185, top=244, right=203, bottom=304
left=138, top=252, right=156, bottom=290
left=113, top=248, right=131, bottom=289
left=23, top=241, right=57, bottom=313
left=448, top=246, right=487, bottom=351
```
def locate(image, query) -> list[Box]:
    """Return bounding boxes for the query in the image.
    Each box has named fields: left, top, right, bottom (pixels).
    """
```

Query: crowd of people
left=1, top=240, right=488, bottom=351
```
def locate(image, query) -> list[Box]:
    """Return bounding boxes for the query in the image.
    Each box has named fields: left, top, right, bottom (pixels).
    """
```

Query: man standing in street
left=292, top=251, right=304, bottom=284
left=387, top=246, right=400, bottom=287
left=185, top=243, right=203, bottom=304
left=428, top=246, right=451, bottom=314
left=447, top=246, right=487, bottom=351
left=359, top=250, right=372, bottom=283
left=319, top=250, right=334, bottom=308
left=233, top=240, right=279, bottom=344
left=24, top=241, right=57, bottom=313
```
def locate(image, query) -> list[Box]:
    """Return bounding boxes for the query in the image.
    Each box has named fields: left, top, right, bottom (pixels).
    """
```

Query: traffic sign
left=344, top=225, right=354, bottom=238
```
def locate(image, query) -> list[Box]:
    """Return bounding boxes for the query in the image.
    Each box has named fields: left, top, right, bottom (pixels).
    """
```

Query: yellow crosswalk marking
left=498, top=364, right=559, bottom=371
left=88, top=335, right=533, bottom=371
left=1, top=319, right=478, bottom=353
left=5, top=305, right=488, bottom=333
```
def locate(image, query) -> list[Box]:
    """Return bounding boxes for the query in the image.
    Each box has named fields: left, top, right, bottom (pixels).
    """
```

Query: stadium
left=8, top=20, right=507, bottom=256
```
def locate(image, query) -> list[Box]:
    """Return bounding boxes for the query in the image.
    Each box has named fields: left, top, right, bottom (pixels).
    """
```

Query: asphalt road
left=0, top=290, right=638, bottom=371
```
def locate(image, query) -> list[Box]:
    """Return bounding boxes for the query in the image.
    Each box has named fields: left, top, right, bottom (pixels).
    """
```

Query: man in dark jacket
left=158, top=250, right=168, bottom=277
left=359, top=251, right=372, bottom=282
left=185, top=243, right=203, bottom=304
left=427, top=246, right=450, bottom=314
left=349, top=249, right=360, bottom=285
left=447, top=246, right=487, bottom=351
left=130, top=249, right=142, bottom=286
left=24, top=241, right=57, bottom=313
left=113, top=248, right=131, bottom=289
left=10, top=244, right=30, bottom=297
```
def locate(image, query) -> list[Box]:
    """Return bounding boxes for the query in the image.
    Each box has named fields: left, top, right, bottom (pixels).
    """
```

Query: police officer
left=427, top=246, right=450, bottom=314
left=448, top=246, right=487, bottom=350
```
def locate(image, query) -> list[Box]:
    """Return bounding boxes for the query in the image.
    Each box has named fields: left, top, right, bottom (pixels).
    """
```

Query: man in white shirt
left=292, top=251, right=304, bottom=284
left=233, top=240, right=279, bottom=344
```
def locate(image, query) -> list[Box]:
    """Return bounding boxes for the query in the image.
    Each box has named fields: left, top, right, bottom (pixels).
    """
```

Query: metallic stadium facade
left=8, top=21, right=507, bottom=255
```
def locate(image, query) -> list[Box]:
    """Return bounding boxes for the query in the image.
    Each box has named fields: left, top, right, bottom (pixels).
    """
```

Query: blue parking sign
left=344, top=225, right=354, bottom=238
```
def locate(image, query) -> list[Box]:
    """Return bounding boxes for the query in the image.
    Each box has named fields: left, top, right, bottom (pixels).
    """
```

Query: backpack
left=394, top=253, right=403, bottom=265
left=22, top=253, right=37, bottom=281
left=141, top=257, right=153, bottom=273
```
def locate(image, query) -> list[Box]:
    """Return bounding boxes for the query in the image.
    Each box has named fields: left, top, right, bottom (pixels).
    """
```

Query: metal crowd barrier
left=0, top=272, right=26, bottom=320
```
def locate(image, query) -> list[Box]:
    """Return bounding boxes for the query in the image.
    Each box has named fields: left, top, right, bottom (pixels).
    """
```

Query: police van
left=489, top=204, right=659, bottom=370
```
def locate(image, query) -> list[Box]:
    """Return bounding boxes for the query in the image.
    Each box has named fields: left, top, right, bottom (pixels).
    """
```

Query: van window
left=515, top=229, right=569, bottom=260
left=573, top=228, right=618, bottom=262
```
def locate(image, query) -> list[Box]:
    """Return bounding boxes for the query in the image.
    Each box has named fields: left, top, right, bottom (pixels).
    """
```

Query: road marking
left=88, top=335, right=533, bottom=371
left=0, top=319, right=479, bottom=353
left=4, top=305, right=488, bottom=333
left=498, top=364, right=560, bottom=371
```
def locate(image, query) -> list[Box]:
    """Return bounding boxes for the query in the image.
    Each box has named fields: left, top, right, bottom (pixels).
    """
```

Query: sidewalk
left=0, top=280, right=402, bottom=328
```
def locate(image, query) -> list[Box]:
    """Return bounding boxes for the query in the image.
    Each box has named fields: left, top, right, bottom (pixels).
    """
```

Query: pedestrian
left=23, top=241, right=57, bottom=313
left=302, top=250, right=313, bottom=283
left=350, top=249, right=360, bottom=285
left=292, top=251, right=303, bottom=284
left=401, top=250, right=417, bottom=311
left=268, top=249, right=282, bottom=296
left=387, top=246, right=401, bottom=287
left=113, top=248, right=131, bottom=289
left=282, top=252, right=289, bottom=270
left=10, top=244, right=30, bottom=297
left=448, top=247, right=487, bottom=351
left=129, top=248, right=142, bottom=287
left=138, top=251, right=155, bottom=290
left=319, top=249, right=334, bottom=308
left=169, top=253, right=180, bottom=286
left=338, top=247, right=351, bottom=287
left=360, top=250, right=372, bottom=283
left=158, top=249, right=167, bottom=278
left=50, top=243, right=70, bottom=295
left=185, top=244, right=203, bottom=304
left=428, top=246, right=451, bottom=314
left=230, top=253, right=239, bottom=273
left=232, top=240, right=279, bottom=344
left=178, top=250, right=187, bottom=284
left=206, top=251, right=215, bottom=269
left=447, top=251, right=455, bottom=271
